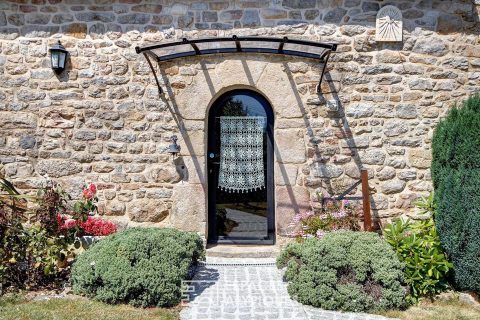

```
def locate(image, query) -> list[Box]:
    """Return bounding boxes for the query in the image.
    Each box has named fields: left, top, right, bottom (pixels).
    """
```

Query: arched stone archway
left=168, top=57, right=312, bottom=244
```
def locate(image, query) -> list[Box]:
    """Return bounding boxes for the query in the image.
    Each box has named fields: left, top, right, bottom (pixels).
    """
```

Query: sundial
left=376, top=5, right=403, bottom=42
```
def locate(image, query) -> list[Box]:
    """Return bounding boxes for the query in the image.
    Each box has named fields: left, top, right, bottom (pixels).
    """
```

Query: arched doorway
left=207, top=89, right=275, bottom=244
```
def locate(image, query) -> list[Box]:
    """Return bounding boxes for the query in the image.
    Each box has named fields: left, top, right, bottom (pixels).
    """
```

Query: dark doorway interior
left=207, top=89, right=275, bottom=244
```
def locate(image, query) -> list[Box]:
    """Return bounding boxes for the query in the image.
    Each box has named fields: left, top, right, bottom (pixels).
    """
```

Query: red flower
left=57, top=214, right=77, bottom=232
left=80, top=217, right=117, bottom=236
left=82, top=183, right=97, bottom=200
left=82, top=188, right=94, bottom=200
left=57, top=214, right=65, bottom=225
left=89, top=183, right=97, bottom=194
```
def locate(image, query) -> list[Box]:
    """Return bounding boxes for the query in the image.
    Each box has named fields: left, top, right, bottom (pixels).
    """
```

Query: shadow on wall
left=281, top=63, right=380, bottom=229
left=158, top=66, right=206, bottom=196
left=320, top=70, right=380, bottom=228
left=0, top=1, right=478, bottom=39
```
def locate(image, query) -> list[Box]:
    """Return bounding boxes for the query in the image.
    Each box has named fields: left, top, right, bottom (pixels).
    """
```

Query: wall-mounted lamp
left=49, top=40, right=68, bottom=73
left=168, top=135, right=181, bottom=158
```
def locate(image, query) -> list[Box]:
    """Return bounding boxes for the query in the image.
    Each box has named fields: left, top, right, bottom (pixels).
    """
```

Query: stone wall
left=0, top=0, right=479, bottom=242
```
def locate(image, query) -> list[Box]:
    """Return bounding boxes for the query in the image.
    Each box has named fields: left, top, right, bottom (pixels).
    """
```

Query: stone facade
left=0, top=1, right=479, bottom=243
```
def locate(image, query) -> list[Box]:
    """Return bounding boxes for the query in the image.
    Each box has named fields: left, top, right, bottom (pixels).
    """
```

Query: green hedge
left=71, top=228, right=205, bottom=307
left=431, top=94, right=480, bottom=293
left=277, top=231, right=407, bottom=312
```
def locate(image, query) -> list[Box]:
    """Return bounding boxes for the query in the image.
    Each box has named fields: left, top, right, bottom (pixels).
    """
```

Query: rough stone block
left=346, top=103, right=374, bottom=118
left=149, top=166, right=181, bottom=183
left=241, top=10, right=260, bottom=27
left=377, top=166, right=396, bottom=181
left=104, top=201, right=126, bottom=216
left=276, top=129, right=306, bottom=164
left=0, top=112, right=37, bottom=129
left=412, top=38, right=448, bottom=57
left=359, top=149, right=386, bottom=165
left=408, top=149, right=432, bottom=169
left=311, top=163, right=343, bottom=178
left=152, top=15, right=173, bottom=25
left=74, top=130, right=96, bottom=141
left=396, top=104, right=418, bottom=119
left=171, top=184, right=206, bottom=233
left=75, top=12, right=115, bottom=22
left=381, top=179, right=406, bottom=194
left=131, top=4, right=163, bottom=13
left=93, top=163, right=115, bottom=173
left=19, top=136, right=36, bottom=149
left=261, top=9, right=287, bottom=19
left=25, top=13, right=50, bottom=24
left=324, top=7, right=347, bottom=23
left=376, top=51, right=406, bottom=64
left=129, top=199, right=169, bottom=222
left=36, top=160, right=82, bottom=178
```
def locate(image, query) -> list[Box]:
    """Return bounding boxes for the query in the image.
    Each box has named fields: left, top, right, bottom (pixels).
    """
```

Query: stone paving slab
left=180, top=258, right=397, bottom=320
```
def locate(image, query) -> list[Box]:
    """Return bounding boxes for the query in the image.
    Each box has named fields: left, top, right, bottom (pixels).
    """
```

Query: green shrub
left=431, top=94, right=480, bottom=293
left=71, top=227, right=205, bottom=307
left=277, top=231, right=407, bottom=312
left=384, top=218, right=452, bottom=303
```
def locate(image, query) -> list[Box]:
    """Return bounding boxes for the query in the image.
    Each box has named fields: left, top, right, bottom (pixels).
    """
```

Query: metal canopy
left=135, top=36, right=337, bottom=94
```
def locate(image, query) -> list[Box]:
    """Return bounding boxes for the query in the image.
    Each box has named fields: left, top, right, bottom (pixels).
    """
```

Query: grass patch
left=379, top=298, right=480, bottom=320
left=0, top=294, right=179, bottom=320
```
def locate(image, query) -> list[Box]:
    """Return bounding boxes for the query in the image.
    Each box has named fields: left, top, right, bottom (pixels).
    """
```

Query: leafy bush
left=277, top=231, right=406, bottom=312
left=431, top=94, right=480, bottom=293
left=0, top=174, right=27, bottom=290
left=71, top=228, right=205, bottom=307
left=414, top=192, right=436, bottom=217
left=0, top=176, right=75, bottom=292
left=384, top=218, right=452, bottom=303
left=0, top=175, right=111, bottom=293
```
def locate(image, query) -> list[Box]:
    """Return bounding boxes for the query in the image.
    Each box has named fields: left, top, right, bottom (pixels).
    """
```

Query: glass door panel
left=207, top=90, right=274, bottom=244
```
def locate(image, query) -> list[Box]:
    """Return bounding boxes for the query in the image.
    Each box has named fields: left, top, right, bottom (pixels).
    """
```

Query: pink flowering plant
left=73, top=183, right=98, bottom=223
left=57, top=215, right=117, bottom=237
left=288, top=193, right=361, bottom=240
left=56, top=183, right=116, bottom=237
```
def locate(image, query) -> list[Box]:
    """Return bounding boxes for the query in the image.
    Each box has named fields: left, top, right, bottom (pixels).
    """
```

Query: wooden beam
left=360, top=169, right=372, bottom=231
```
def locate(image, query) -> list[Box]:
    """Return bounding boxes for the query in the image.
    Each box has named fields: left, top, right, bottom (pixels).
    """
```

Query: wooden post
left=360, top=169, right=372, bottom=232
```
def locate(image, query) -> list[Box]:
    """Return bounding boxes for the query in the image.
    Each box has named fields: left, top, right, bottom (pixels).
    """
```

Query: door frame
left=207, top=89, right=275, bottom=245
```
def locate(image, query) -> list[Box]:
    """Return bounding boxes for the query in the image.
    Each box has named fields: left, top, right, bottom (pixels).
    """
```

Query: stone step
left=205, top=244, right=280, bottom=259
left=201, top=257, right=277, bottom=266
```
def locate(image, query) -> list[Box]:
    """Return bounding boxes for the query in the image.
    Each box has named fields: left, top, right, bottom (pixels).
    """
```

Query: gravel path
left=180, top=258, right=396, bottom=320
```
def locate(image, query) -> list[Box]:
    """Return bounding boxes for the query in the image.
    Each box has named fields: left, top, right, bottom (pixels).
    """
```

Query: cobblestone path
left=180, top=258, right=396, bottom=320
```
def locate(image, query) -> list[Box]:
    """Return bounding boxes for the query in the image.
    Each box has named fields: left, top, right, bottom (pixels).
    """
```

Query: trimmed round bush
left=432, top=94, right=480, bottom=293
left=71, top=227, right=205, bottom=307
left=277, top=231, right=407, bottom=312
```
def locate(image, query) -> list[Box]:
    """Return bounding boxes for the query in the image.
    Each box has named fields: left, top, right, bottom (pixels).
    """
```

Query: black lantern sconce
left=49, top=41, right=68, bottom=73
left=168, top=135, right=181, bottom=158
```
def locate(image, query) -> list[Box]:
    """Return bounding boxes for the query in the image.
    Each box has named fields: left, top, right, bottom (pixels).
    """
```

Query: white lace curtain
left=218, top=116, right=265, bottom=193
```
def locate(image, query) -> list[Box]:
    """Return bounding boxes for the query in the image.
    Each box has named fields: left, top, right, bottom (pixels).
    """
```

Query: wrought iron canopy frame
left=135, top=36, right=337, bottom=94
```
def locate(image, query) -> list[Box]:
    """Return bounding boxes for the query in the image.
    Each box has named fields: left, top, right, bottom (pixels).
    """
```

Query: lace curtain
left=218, top=116, right=265, bottom=193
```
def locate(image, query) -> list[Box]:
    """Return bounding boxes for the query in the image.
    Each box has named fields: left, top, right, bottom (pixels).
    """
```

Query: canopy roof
left=135, top=36, right=337, bottom=94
